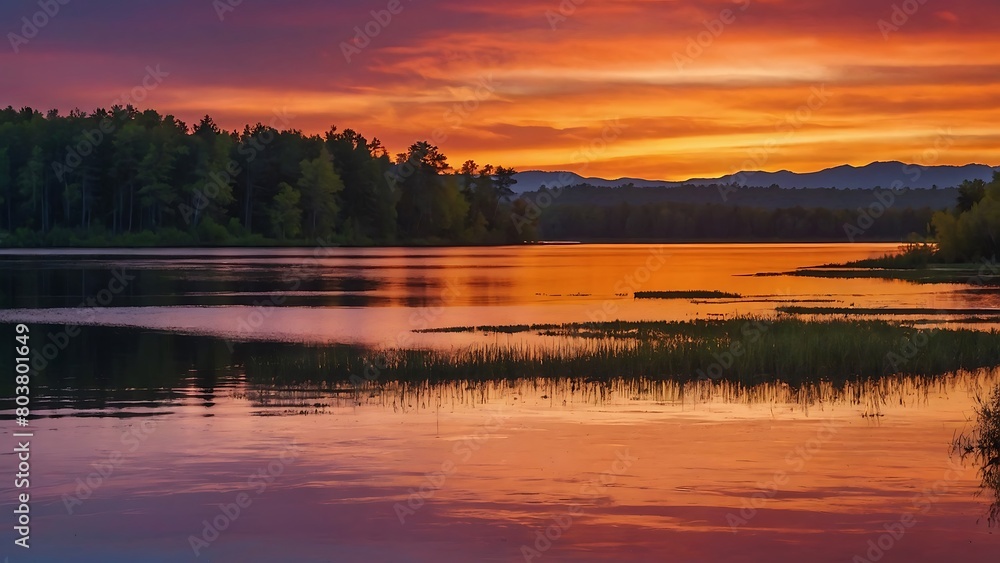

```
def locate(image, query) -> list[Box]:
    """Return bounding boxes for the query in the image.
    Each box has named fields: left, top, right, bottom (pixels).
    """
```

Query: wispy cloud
left=2, top=0, right=997, bottom=178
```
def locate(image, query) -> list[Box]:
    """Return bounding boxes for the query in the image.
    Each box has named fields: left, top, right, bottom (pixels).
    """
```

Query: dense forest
left=932, top=174, right=1000, bottom=261
left=0, top=105, right=970, bottom=247
left=0, top=106, right=529, bottom=246
left=531, top=183, right=959, bottom=210
left=532, top=198, right=939, bottom=242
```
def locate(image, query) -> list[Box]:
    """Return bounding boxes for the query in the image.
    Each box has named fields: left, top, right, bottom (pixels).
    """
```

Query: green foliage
left=0, top=105, right=527, bottom=247
left=460, top=161, right=518, bottom=234
left=0, top=104, right=956, bottom=248
left=17, top=145, right=44, bottom=229
left=0, top=148, right=11, bottom=209
left=844, top=242, right=940, bottom=269
left=957, top=179, right=987, bottom=212
left=187, top=131, right=235, bottom=226
left=269, top=182, right=302, bottom=240
left=297, top=146, right=343, bottom=238
left=197, top=216, right=231, bottom=243
left=325, top=128, right=396, bottom=240
left=392, top=142, right=457, bottom=238
left=933, top=172, right=1000, bottom=261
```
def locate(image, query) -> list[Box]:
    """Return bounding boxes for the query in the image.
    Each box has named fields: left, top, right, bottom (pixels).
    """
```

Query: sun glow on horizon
left=4, top=0, right=999, bottom=178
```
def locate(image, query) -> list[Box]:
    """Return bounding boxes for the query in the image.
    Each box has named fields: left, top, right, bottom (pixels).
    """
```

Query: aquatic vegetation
left=234, top=371, right=995, bottom=419
left=953, top=385, right=1000, bottom=526
left=841, top=242, right=941, bottom=269
left=786, top=241, right=1000, bottom=285
left=777, top=306, right=1000, bottom=317
left=780, top=266, right=1000, bottom=285
left=634, top=290, right=742, bottom=299
left=245, top=317, right=1000, bottom=387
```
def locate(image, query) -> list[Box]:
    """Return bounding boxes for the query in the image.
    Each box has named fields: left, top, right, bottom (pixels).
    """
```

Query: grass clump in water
left=245, top=317, right=1000, bottom=387
left=777, top=306, right=1000, bottom=317
left=786, top=243, right=999, bottom=285
left=841, top=242, right=941, bottom=269
left=634, top=290, right=742, bottom=300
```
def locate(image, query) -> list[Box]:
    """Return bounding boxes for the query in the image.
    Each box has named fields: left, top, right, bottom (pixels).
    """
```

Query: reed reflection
left=954, top=385, right=1000, bottom=526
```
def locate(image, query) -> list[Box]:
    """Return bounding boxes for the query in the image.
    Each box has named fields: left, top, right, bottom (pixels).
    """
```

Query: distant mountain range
left=511, top=162, right=1000, bottom=194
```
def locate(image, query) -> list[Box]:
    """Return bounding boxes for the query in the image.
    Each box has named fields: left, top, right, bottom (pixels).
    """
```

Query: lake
left=1, top=243, right=998, bottom=562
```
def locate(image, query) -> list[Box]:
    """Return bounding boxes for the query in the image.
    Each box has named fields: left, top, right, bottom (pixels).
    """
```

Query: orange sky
left=4, top=0, right=999, bottom=179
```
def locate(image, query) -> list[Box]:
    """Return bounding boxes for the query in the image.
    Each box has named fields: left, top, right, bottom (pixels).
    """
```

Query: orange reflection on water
left=7, top=243, right=993, bottom=348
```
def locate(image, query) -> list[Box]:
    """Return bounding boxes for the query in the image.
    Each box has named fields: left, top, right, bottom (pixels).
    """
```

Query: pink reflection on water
left=6, top=371, right=999, bottom=561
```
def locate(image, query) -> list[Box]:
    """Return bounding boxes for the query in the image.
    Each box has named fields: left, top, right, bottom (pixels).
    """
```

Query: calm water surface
left=0, top=243, right=995, bottom=346
left=1, top=244, right=998, bottom=562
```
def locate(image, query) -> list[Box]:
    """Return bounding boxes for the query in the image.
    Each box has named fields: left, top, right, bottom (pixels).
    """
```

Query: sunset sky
left=3, top=0, right=999, bottom=179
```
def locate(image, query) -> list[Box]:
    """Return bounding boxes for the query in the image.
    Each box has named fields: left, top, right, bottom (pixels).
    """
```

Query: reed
left=953, top=385, right=1000, bottom=526
left=244, top=317, right=1000, bottom=387
left=634, top=290, right=742, bottom=299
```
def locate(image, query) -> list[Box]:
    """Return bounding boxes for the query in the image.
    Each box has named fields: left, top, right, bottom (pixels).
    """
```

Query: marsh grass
left=245, top=317, right=1000, bottom=387
left=784, top=267, right=1000, bottom=285
left=841, top=243, right=941, bottom=269
left=634, top=290, right=742, bottom=299
left=953, top=385, right=1000, bottom=526
left=785, top=243, right=1000, bottom=285
left=777, top=306, right=1000, bottom=316
left=235, top=369, right=998, bottom=422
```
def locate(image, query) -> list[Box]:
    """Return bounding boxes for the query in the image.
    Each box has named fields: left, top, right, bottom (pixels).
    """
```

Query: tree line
left=0, top=105, right=961, bottom=247
left=0, top=106, right=531, bottom=246
left=531, top=198, right=937, bottom=242
left=533, top=182, right=959, bottom=210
